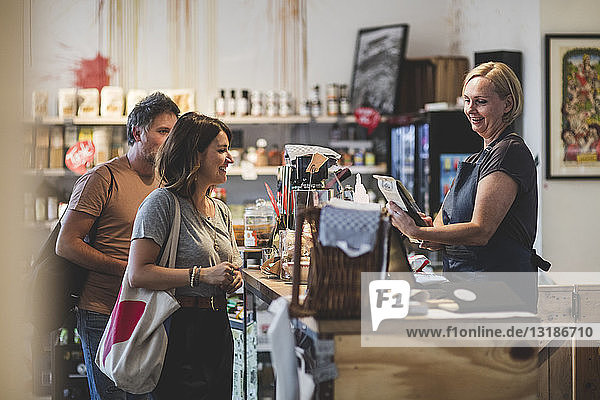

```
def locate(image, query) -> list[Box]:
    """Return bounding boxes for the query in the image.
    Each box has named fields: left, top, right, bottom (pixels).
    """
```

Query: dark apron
left=441, top=133, right=535, bottom=274
left=440, top=133, right=539, bottom=311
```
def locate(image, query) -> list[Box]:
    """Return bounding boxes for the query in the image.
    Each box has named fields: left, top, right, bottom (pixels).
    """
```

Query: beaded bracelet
left=192, top=266, right=200, bottom=287
left=189, top=266, right=199, bottom=288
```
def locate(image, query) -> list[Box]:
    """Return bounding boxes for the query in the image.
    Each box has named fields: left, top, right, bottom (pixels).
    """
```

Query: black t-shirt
left=464, top=132, right=538, bottom=248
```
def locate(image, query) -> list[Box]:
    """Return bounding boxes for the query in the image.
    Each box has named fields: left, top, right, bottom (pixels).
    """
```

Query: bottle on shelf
left=326, top=83, right=339, bottom=116
left=245, top=146, right=257, bottom=166
left=250, top=90, right=263, bottom=116
left=310, top=85, right=321, bottom=118
left=255, top=138, right=268, bottom=167
left=364, top=150, right=376, bottom=166
left=299, top=100, right=310, bottom=117
left=236, top=90, right=249, bottom=117
left=227, top=90, right=237, bottom=117
left=353, top=148, right=364, bottom=166
left=279, top=90, right=291, bottom=117
left=267, top=144, right=283, bottom=166
left=265, top=90, right=278, bottom=117
left=339, top=84, right=351, bottom=115
left=215, top=89, right=226, bottom=117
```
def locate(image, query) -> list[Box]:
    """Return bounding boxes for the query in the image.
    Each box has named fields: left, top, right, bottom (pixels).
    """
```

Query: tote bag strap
left=158, top=191, right=181, bottom=269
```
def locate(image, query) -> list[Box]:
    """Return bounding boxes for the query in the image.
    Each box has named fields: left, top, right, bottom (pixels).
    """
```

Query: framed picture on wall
left=350, top=24, right=409, bottom=115
left=546, top=34, right=600, bottom=179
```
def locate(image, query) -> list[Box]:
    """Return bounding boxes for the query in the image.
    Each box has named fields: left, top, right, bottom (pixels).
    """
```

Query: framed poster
left=546, top=34, right=600, bottom=178
left=350, top=24, right=409, bottom=115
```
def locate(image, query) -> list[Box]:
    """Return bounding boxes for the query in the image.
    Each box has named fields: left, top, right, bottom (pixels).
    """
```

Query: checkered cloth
left=284, top=144, right=341, bottom=162
left=318, top=200, right=381, bottom=257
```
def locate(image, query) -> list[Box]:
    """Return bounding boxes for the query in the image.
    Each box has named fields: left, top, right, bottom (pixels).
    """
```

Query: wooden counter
left=241, top=267, right=295, bottom=303
left=241, top=268, right=539, bottom=399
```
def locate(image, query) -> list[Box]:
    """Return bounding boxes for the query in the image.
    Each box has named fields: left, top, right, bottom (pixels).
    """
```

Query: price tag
left=354, top=107, right=381, bottom=135
left=65, top=140, right=95, bottom=175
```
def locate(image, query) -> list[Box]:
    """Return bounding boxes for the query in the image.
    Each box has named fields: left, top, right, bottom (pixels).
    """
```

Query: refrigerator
left=389, top=110, right=482, bottom=216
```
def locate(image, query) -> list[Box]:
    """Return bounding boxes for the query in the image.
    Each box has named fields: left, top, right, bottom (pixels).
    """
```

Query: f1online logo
left=369, top=280, right=410, bottom=331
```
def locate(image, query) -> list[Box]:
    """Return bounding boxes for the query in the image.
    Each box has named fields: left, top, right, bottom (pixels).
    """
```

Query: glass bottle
left=215, top=89, right=226, bottom=117
left=310, top=85, right=321, bottom=118
left=227, top=90, right=237, bottom=117
left=236, top=90, right=249, bottom=117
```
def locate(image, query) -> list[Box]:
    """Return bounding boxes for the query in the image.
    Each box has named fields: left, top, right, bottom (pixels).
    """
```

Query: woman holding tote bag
left=128, top=112, right=243, bottom=399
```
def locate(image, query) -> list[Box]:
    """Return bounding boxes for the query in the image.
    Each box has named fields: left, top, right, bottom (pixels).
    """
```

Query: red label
left=65, top=140, right=95, bottom=175
left=354, top=107, right=381, bottom=135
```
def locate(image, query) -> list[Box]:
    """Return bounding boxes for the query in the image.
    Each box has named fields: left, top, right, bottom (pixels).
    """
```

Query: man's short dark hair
left=126, top=92, right=180, bottom=146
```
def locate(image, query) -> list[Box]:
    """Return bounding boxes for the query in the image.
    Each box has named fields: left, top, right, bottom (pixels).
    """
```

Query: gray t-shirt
left=131, top=187, right=242, bottom=297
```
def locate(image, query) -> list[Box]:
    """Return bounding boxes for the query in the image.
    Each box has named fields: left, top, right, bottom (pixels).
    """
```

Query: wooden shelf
left=26, top=115, right=359, bottom=126
left=27, top=116, right=127, bottom=125
left=24, top=169, right=78, bottom=177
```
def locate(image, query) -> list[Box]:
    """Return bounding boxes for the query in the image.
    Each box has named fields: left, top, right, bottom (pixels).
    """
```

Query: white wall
left=25, top=0, right=454, bottom=115
left=539, top=0, right=600, bottom=274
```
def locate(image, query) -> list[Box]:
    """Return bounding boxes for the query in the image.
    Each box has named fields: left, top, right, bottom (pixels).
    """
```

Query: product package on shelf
left=58, top=88, right=78, bottom=119
left=164, top=89, right=194, bottom=113
left=100, top=86, right=124, bottom=117
left=126, top=89, right=147, bottom=116
left=32, top=90, right=48, bottom=119
left=77, top=88, right=100, bottom=118
left=92, top=128, right=111, bottom=165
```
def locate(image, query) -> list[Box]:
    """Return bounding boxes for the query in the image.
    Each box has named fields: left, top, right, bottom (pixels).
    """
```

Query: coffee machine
left=278, top=145, right=340, bottom=228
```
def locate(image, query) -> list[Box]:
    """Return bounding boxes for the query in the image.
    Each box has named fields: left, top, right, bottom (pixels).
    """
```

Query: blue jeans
left=76, top=308, right=151, bottom=400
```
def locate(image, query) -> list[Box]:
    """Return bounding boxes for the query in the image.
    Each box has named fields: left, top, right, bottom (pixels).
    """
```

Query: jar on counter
left=244, top=199, right=275, bottom=248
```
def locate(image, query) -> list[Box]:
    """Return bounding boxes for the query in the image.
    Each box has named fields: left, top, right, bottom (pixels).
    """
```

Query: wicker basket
left=290, top=206, right=390, bottom=319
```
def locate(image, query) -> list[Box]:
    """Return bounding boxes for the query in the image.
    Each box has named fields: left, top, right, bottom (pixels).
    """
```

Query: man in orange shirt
left=56, top=92, right=179, bottom=399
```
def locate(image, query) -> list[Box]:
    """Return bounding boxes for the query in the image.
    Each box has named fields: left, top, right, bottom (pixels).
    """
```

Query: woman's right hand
left=200, top=262, right=237, bottom=286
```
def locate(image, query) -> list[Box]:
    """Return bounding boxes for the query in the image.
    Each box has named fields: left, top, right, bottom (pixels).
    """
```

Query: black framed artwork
left=545, top=34, right=600, bottom=179
left=350, top=24, right=409, bottom=115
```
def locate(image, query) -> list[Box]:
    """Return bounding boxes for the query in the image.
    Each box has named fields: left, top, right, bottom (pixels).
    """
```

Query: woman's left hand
left=388, top=202, right=419, bottom=238
left=220, top=268, right=243, bottom=294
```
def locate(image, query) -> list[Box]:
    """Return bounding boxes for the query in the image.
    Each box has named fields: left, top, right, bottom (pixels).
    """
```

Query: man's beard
left=141, top=146, right=157, bottom=166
